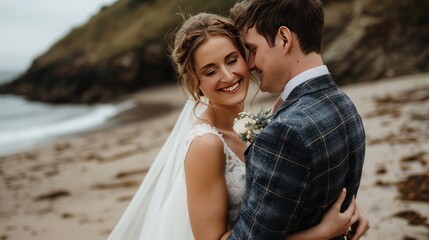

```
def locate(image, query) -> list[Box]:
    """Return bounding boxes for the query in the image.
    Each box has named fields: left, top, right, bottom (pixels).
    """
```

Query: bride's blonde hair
left=170, top=13, right=246, bottom=107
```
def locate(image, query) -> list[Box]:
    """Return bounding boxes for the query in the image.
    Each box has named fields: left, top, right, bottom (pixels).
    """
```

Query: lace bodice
left=184, top=123, right=246, bottom=227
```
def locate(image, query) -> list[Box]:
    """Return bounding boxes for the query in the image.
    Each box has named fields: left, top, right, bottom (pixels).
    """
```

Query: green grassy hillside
left=39, top=0, right=235, bottom=66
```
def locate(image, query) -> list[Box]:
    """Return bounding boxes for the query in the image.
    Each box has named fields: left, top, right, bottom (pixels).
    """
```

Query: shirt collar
left=279, top=65, right=330, bottom=101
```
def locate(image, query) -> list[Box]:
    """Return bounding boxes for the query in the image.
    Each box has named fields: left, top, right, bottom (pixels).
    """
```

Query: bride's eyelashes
left=202, top=58, right=239, bottom=77
left=227, top=58, right=238, bottom=65
left=205, top=69, right=217, bottom=77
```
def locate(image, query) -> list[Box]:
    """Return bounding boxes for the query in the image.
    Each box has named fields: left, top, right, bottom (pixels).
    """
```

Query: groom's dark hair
left=233, top=0, right=324, bottom=54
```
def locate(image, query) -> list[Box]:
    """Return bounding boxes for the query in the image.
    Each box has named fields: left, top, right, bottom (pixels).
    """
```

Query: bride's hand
left=347, top=204, right=370, bottom=240
left=287, top=189, right=358, bottom=240
left=317, top=188, right=359, bottom=238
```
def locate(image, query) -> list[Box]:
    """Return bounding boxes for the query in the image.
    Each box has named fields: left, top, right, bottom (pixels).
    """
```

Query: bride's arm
left=287, top=189, right=360, bottom=240
left=184, top=134, right=369, bottom=240
left=185, top=134, right=229, bottom=240
left=220, top=190, right=363, bottom=240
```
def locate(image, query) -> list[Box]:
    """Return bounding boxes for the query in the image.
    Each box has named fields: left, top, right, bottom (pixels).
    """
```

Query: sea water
left=0, top=71, right=135, bottom=156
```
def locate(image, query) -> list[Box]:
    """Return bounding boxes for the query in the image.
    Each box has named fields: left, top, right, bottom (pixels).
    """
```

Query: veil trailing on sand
left=108, top=98, right=206, bottom=240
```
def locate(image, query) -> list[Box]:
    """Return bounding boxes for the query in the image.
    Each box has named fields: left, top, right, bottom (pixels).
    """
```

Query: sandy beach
left=0, top=74, right=428, bottom=240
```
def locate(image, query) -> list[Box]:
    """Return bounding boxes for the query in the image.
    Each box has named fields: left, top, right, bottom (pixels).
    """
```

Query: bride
left=108, top=13, right=369, bottom=240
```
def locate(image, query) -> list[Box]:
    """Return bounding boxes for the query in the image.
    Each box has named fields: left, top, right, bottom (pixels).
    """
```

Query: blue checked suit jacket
left=228, top=74, right=366, bottom=239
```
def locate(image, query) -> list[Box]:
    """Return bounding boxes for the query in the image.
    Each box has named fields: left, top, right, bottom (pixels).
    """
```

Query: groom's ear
left=276, top=26, right=292, bottom=52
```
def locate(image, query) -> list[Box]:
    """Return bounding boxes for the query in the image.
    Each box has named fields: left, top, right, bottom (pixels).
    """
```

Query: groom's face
left=243, top=27, right=287, bottom=94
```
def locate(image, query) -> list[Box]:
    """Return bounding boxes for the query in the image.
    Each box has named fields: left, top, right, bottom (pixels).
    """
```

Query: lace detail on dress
left=184, top=123, right=246, bottom=227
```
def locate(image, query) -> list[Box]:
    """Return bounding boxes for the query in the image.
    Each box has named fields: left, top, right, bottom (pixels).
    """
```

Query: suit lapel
left=273, top=74, right=336, bottom=117
left=245, top=74, right=337, bottom=160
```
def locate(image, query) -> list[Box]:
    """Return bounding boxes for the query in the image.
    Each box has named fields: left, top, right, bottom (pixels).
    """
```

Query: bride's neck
left=203, top=104, right=242, bottom=131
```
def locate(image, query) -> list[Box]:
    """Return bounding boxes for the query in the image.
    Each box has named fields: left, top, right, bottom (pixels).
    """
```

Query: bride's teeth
left=222, top=82, right=239, bottom=92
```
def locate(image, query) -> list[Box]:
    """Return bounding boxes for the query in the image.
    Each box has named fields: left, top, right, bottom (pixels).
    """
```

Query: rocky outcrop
left=323, top=0, right=429, bottom=84
left=0, top=0, right=428, bottom=103
left=0, top=44, right=172, bottom=103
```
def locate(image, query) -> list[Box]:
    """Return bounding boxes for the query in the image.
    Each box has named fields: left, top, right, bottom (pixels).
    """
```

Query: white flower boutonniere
left=233, top=108, right=272, bottom=143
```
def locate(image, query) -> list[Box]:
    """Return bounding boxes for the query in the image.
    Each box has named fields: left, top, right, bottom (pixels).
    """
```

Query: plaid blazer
left=228, top=75, right=366, bottom=239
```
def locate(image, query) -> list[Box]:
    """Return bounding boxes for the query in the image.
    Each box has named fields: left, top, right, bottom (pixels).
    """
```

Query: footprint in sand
left=34, top=190, right=71, bottom=201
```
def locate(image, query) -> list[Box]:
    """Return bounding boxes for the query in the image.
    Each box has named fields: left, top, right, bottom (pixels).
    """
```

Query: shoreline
left=0, top=85, right=184, bottom=158
left=0, top=73, right=428, bottom=240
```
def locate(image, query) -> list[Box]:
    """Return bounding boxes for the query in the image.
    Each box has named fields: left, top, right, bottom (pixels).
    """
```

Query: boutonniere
left=233, top=108, right=272, bottom=143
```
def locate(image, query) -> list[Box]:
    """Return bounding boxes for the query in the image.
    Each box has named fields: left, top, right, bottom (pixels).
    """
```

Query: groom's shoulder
left=297, top=85, right=357, bottom=114
left=272, top=91, right=351, bottom=129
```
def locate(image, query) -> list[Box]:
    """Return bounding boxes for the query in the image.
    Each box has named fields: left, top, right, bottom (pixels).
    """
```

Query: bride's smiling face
left=194, top=35, right=249, bottom=108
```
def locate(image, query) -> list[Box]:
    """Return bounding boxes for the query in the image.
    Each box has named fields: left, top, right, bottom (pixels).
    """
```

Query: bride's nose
left=220, top=65, right=234, bottom=83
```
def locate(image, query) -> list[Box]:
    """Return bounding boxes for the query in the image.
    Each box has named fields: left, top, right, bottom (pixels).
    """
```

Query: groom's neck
left=288, top=52, right=324, bottom=80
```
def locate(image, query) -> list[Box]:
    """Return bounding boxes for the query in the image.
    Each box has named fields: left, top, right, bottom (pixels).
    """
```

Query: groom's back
left=283, top=75, right=366, bottom=233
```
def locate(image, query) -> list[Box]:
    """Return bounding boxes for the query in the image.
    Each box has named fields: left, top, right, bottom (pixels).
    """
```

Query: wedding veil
left=108, top=98, right=206, bottom=239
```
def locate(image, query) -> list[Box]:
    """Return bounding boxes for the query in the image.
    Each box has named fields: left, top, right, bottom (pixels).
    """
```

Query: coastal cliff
left=0, top=0, right=428, bottom=103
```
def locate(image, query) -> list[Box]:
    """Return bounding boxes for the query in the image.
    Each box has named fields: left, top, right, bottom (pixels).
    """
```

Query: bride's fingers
left=342, top=194, right=356, bottom=220
left=337, top=190, right=357, bottom=234
left=350, top=220, right=371, bottom=240
left=350, top=209, right=371, bottom=240
left=350, top=196, right=360, bottom=225
left=350, top=197, right=359, bottom=225
left=333, top=188, right=347, bottom=211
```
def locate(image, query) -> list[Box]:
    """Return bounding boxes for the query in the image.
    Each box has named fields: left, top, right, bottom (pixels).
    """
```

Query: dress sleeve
left=227, top=120, right=312, bottom=239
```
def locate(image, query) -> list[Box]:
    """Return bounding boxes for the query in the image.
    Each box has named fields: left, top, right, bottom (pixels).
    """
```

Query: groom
left=227, top=0, right=366, bottom=239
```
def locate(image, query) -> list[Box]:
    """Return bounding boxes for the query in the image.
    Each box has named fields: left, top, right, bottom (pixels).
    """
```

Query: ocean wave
left=0, top=100, right=135, bottom=154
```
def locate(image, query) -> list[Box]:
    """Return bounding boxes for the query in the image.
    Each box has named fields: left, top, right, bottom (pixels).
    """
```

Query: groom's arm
left=228, top=120, right=312, bottom=239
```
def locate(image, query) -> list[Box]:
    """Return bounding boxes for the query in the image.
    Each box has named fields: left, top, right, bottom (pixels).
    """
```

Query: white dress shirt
left=279, top=65, right=330, bottom=101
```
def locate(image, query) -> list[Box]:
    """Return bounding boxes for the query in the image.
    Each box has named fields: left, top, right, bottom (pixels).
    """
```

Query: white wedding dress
left=108, top=99, right=246, bottom=240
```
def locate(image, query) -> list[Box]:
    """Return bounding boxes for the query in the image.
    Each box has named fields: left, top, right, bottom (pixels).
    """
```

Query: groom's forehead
left=242, top=27, right=259, bottom=45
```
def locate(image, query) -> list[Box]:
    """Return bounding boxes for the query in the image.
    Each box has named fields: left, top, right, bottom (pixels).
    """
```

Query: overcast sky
left=0, top=0, right=118, bottom=72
